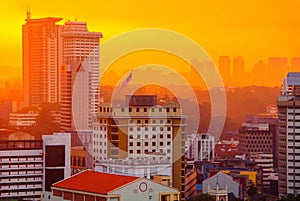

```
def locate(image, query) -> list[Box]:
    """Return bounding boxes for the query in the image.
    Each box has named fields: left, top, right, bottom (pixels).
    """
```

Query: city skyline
left=1, top=0, right=300, bottom=83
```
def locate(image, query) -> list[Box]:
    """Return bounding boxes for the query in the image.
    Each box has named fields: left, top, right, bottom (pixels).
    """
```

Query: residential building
left=22, top=12, right=62, bottom=107
left=93, top=95, right=186, bottom=200
left=45, top=170, right=180, bottom=201
left=0, top=133, right=70, bottom=201
left=277, top=72, right=300, bottom=196
left=239, top=122, right=276, bottom=159
left=187, top=133, right=215, bottom=161
left=253, top=153, right=274, bottom=193
left=184, top=161, right=197, bottom=200
left=60, top=21, right=102, bottom=131
left=9, top=111, right=38, bottom=128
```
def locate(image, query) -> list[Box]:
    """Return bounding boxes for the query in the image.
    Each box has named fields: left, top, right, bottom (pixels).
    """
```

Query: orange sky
left=1, top=0, right=300, bottom=79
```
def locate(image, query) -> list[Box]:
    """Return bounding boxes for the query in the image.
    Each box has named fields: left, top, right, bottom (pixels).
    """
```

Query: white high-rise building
left=60, top=21, right=102, bottom=131
left=187, top=133, right=215, bottom=161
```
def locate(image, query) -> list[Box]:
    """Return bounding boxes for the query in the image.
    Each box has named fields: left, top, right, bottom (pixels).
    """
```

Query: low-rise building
left=46, top=170, right=180, bottom=201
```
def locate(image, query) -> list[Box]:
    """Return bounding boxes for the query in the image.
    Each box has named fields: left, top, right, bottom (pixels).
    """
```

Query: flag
left=121, top=71, right=133, bottom=88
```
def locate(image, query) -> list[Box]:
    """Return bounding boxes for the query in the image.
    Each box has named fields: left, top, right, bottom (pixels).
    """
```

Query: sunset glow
left=1, top=0, right=300, bottom=83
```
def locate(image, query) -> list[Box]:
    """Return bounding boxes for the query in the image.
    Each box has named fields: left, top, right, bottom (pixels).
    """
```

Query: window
left=160, top=142, right=164, bottom=146
left=152, top=134, right=156, bottom=139
left=145, top=120, right=149, bottom=124
left=167, top=134, right=171, bottom=138
left=151, top=108, right=155, bottom=112
left=152, top=120, right=156, bottom=123
left=129, top=135, right=133, bottom=139
left=145, top=142, right=149, bottom=146
left=145, top=127, right=149, bottom=131
left=159, top=108, right=162, bottom=112
left=136, top=108, right=140, bottom=112
left=137, top=150, right=141, bottom=154
left=129, top=127, right=133, bottom=131
left=160, top=127, right=164, bottom=131
left=121, top=108, right=125, bottom=112
left=144, top=108, right=147, bottom=112
left=129, top=150, right=133, bottom=154
left=129, top=108, right=132, bottom=112
left=137, top=127, right=141, bottom=131
left=173, top=108, right=177, bottom=112
left=137, top=142, right=141, bottom=146
left=152, top=142, right=156, bottom=146
left=160, top=120, right=163, bottom=123
left=137, top=120, right=141, bottom=124
left=145, top=134, right=148, bottom=138
left=129, top=142, right=133, bottom=146
left=167, top=108, right=170, bottom=112
left=167, top=120, right=171, bottom=124
left=160, top=134, right=163, bottom=139
left=167, top=127, right=171, bottom=131
left=152, top=127, right=156, bottom=131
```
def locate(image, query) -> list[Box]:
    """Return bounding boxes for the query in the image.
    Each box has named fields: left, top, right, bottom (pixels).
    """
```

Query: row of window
left=93, top=148, right=107, bottom=154
left=129, top=134, right=171, bottom=139
left=129, top=141, right=171, bottom=147
left=98, top=107, right=178, bottom=113
left=128, top=149, right=171, bottom=154
left=129, top=126, right=172, bottom=132
left=130, top=119, right=172, bottom=124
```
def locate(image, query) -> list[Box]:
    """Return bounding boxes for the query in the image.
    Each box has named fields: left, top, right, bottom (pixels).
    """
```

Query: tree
left=231, top=198, right=243, bottom=201
left=25, top=102, right=60, bottom=138
left=247, top=185, right=258, bottom=201
left=279, top=194, right=300, bottom=201
left=193, top=194, right=214, bottom=201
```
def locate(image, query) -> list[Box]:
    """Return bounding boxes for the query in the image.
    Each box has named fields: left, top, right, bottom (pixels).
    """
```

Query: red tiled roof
left=52, top=170, right=139, bottom=195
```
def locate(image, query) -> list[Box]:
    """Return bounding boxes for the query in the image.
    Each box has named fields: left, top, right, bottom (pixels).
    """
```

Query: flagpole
left=131, top=69, right=134, bottom=95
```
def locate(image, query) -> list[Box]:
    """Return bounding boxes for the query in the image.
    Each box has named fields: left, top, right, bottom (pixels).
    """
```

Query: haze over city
left=1, top=1, right=300, bottom=201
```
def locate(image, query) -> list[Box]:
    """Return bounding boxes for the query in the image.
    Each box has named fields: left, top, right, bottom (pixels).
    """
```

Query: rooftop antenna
left=26, top=6, right=31, bottom=19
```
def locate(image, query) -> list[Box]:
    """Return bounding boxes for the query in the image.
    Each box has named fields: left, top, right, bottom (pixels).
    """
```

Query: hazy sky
left=1, top=0, right=300, bottom=78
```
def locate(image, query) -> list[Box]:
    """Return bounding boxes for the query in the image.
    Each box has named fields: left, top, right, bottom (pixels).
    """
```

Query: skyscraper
left=232, top=56, right=244, bottom=86
left=60, top=21, right=102, bottom=131
left=277, top=72, right=300, bottom=196
left=218, top=56, right=231, bottom=86
left=22, top=11, right=62, bottom=107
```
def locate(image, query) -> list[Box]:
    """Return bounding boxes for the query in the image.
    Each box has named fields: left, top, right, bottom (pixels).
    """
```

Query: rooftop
left=52, top=170, right=139, bottom=195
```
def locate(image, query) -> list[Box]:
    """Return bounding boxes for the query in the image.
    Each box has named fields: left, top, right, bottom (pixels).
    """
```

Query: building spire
left=26, top=6, right=31, bottom=20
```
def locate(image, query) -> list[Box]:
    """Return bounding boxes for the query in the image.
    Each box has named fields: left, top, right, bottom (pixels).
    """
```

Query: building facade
left=277, top=72, right=300, bottom=196
left=45, top=170, right=180, bottom=201
left=0, top=133, right=71, bottom=200
left=60, top=21, right=102, bottom=131
left=22, top=12, right=62, bottom=107
left=93, top=95, right=187, bottom=200
left=187, top=133, right=215, bottom=161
